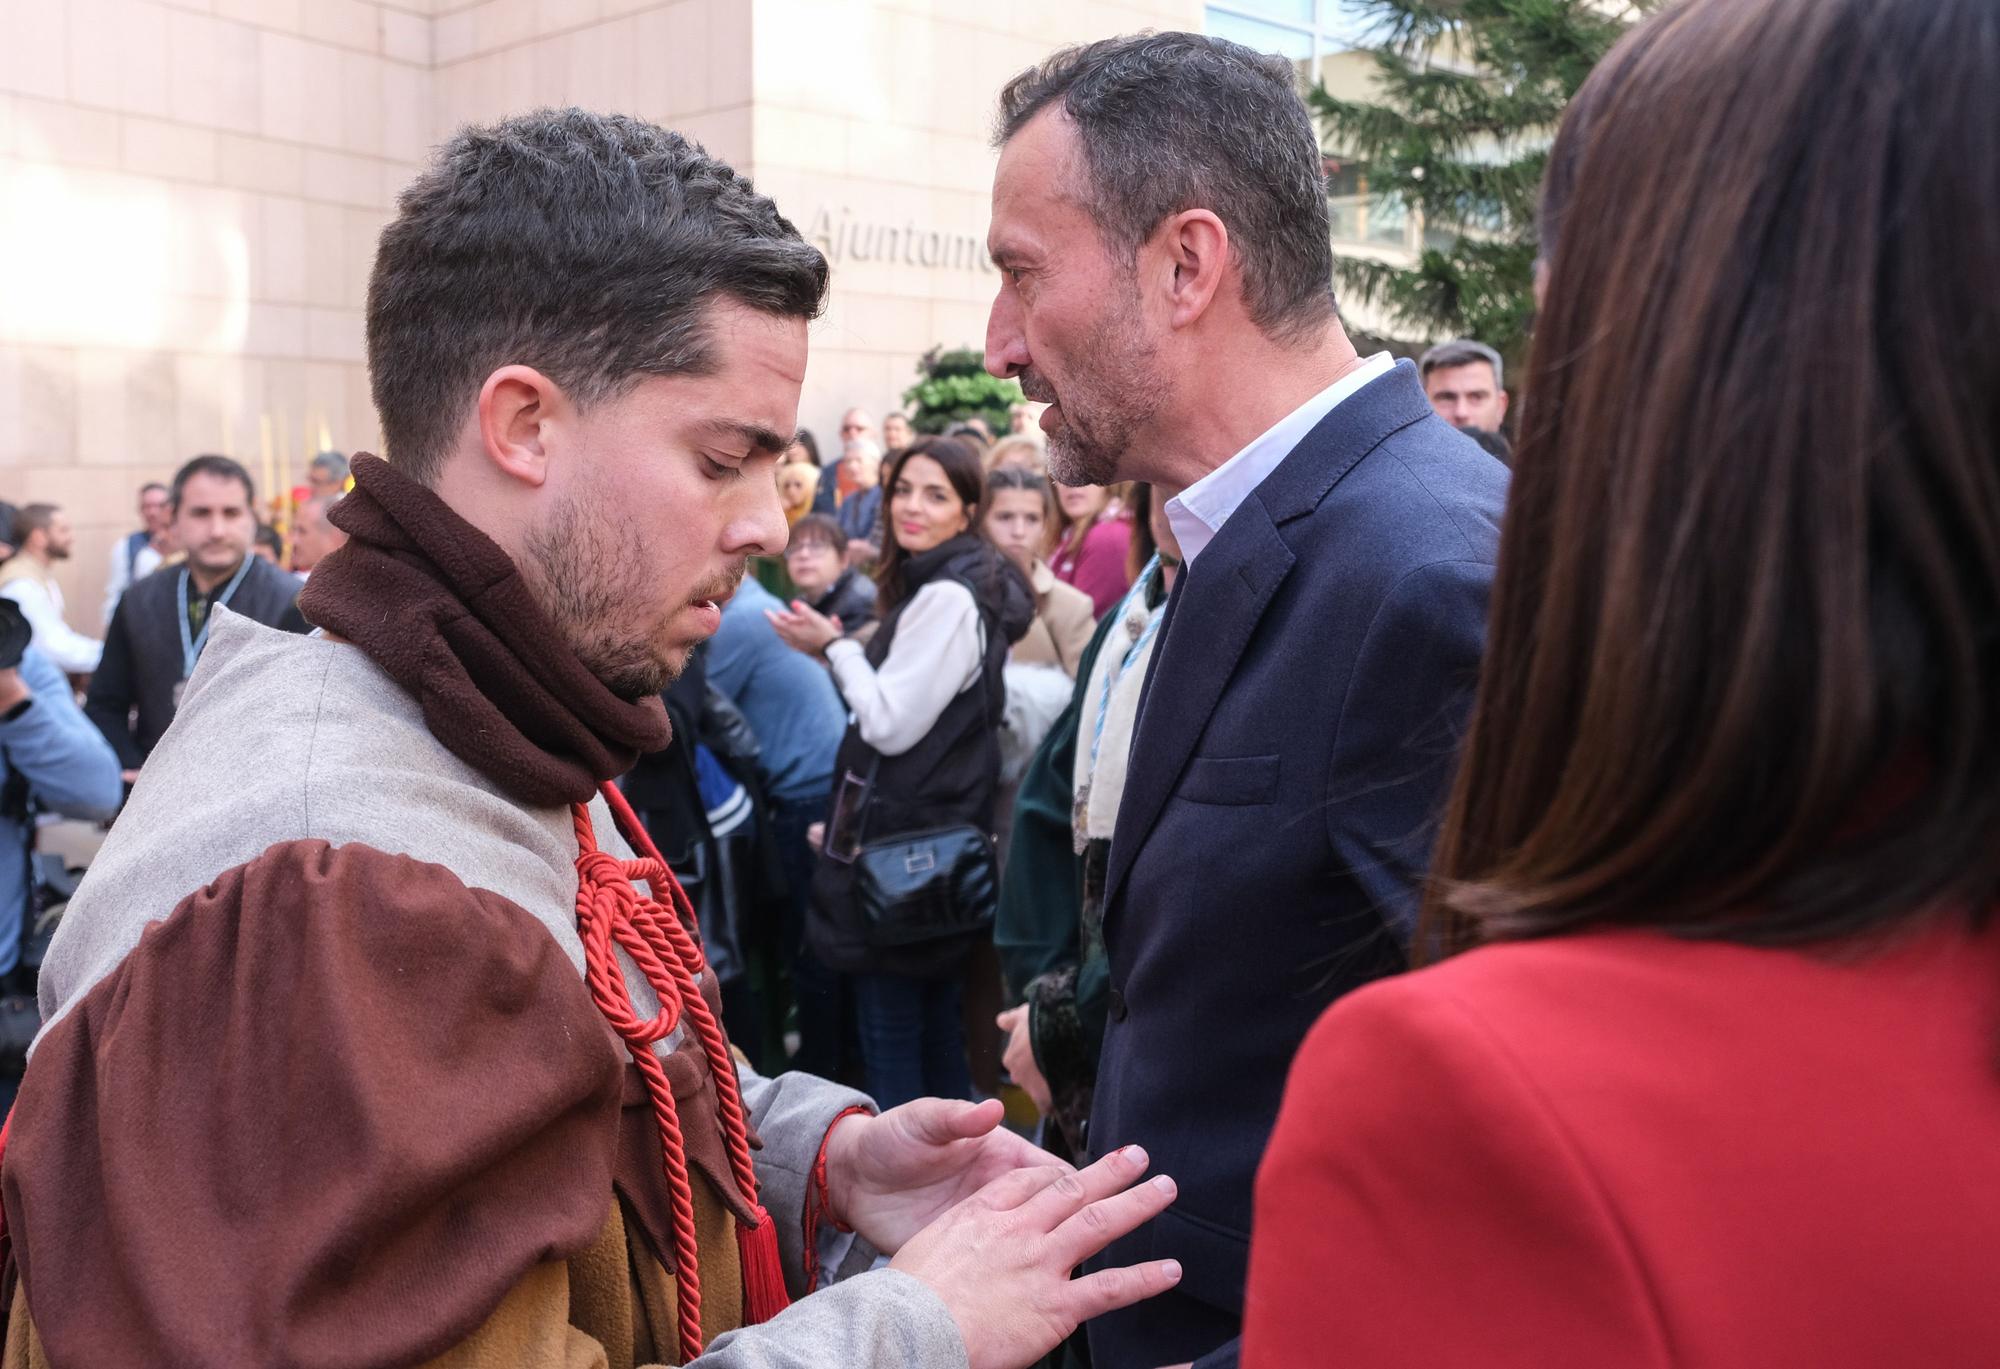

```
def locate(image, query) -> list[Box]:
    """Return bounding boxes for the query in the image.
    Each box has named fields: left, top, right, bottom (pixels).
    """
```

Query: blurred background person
left=0, top=608, right=123, bottom=1107
left=1461, top=426, right=1513, bottom=466
left=707, top=573, right=855, bottom=1082
left=996, top=484, right=1180, bottom=1162
left=101, top=482, right=173, bottom=627
left=768, top=436, right=1032, bottom=1108
left=1245, top=1, right=2000, bottom=1364
left=833, top=435, right=886, bottom=566
left=838, top=405, right=875, bottom=448
left=984, top=467, right=1096, bottom=680
left=985, top=434, right=1048, bottom=476
left=943, top=421, right=994, bottom=465
left=306, top=449, right=351, bottom=498
left=882, top=410, right=915, bottom=454
left=1049, top=481, right=1133, bottom=617
left=0, top=505, right=102, bottom=677
left=251, top=524, right=284, bottom=565
left=289, top=495, right=349, bottom=576
left=788, top=428, right=843, bottom=520
left=776, top=459, right=819, bottom=527
left=86, top=456, right=308, bottom=776
left=783, top=512, right=878, bottom=639
left=1419, top=337, right=1509, bottom=433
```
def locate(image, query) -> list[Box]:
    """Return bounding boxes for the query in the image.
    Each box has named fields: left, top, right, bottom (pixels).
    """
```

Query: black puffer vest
left=808, top=536, right=1033, bottom=978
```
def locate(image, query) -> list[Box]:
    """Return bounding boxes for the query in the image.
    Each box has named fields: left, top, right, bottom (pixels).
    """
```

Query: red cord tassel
left=589, top=784, right=797, bottom=1335
left=738, top=1207, right=790, bottom=1324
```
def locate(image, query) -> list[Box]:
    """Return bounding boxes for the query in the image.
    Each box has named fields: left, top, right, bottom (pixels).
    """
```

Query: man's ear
left=1158, top=209, right=1230, bottom=330
left=476, top=365, right=567, bottom=489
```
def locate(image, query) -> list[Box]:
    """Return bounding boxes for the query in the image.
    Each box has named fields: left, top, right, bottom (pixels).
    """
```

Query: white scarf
left=1072, top=558, right=1166, bottom=852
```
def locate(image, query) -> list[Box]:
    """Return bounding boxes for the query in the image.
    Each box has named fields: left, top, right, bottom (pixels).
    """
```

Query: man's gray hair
left=308, top=450, right=350, bottom=483
left=1419, top=338, right=1505, bottom=389
left=994, top=32, right=1336, bottom=344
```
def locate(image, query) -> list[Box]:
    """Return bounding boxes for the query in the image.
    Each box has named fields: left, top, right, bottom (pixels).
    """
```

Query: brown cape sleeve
left=4, top=840, right=627, bottom=1369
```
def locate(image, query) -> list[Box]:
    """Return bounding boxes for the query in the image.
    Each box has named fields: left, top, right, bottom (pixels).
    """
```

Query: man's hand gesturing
left=824, top=1097, right=1063, bottom=1255
left=890, top=1144, right=1182, bottom=1369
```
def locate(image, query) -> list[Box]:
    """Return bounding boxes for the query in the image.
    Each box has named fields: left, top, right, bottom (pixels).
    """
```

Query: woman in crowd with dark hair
left=1048, top=481, right=1132, bottom=617
left=1243, top=0, right=2000, bottom=1363
left=769, top=436, right=1033, bottom=1108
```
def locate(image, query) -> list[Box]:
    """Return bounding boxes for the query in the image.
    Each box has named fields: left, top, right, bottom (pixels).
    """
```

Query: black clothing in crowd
left=85, top=556, right=308, bottom=769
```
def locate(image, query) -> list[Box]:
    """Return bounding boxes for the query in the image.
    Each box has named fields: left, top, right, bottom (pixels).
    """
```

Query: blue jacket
left=1085, top=361, right=1508, bottom=1369
left=704, top=579, right=849, bottom=807
left=0, top=648, right=123, bottom=976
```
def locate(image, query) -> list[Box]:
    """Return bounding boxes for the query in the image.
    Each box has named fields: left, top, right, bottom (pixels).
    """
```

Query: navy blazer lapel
left=1104, top=502, right=1294, bottom=911
left=1101, top=360, right=1438, bottom=916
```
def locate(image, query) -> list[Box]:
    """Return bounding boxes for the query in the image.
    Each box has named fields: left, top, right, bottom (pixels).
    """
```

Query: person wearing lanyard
left=174, top=554, right=255, bottom=708
left=86, top=455, right=310, bottom=779
left=995, top=484, right=1183, bottom=1166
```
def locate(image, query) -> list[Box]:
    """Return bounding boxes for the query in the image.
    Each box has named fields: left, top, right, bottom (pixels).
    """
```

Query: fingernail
left=1152, top=1175, right=1177, bottom=1195
left=1121, top=1145, right=1148, bottom=1166
left=1161, top=1260, right=1183, bottom=1282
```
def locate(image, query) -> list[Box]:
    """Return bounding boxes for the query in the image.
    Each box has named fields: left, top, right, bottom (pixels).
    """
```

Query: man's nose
left=726, top=480, right=790, bottom=560
left=986, top=291, right=1028, bottom=380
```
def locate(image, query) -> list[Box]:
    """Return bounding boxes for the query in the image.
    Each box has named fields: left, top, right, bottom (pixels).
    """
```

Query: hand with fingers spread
left=889, top=1143, right=1183, bottom=1369
left=824, top=1097, right=1066, bottom=1255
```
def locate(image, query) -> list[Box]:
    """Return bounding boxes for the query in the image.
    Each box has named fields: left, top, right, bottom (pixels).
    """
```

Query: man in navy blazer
left=985, top=34, right=1508, bottom=1369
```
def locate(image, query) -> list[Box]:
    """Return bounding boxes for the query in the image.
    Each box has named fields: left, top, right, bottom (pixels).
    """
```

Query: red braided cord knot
left=573, top=788, right=787, bottom=1364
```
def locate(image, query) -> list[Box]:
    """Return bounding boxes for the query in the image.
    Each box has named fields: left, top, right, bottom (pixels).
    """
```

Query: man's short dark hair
left=368, top=108, right=831, bottom=486
left=787, top=512, right=848, bottom=556
left=15, top=505, right=59, bottom=541
left=139, top=482, right=168, bottom=498
left=995, top=33, right=1336, bottom=342
left=1419, top=338, right=1505, bottom=389
left=254, top=523, right=284, bottom=557
left=171, top=455, right=256, bottom=513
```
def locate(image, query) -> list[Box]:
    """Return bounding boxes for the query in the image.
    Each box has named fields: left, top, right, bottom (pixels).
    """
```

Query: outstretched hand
left=891, top=1144, right=1182, bottom=1369
left=765, top=600, right=842, bottom=656
left=823, top=1097, right=1065, bottom=1255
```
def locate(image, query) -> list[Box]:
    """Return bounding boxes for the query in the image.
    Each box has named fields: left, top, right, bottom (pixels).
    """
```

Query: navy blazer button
left=1108, top=989, right=1129, bottom=1021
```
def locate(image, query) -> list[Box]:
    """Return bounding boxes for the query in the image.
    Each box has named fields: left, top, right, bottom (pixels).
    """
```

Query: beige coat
left=1010, top=560, right=1098, bottom=679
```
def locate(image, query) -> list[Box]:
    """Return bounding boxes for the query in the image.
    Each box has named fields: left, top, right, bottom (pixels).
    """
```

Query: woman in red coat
left=1242, top=1, right=2000, bottom=1365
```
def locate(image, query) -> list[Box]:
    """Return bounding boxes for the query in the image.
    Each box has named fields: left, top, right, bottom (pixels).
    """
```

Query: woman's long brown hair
left=1421, top=0, right=2000, bottom=959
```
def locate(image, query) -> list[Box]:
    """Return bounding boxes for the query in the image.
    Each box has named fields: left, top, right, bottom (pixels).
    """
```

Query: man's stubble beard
left=524, top=490, right=682, bottom=701
left=1032, top=289, right=1168, bottom=490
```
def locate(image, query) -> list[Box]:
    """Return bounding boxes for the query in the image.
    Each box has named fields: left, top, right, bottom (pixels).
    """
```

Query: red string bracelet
left=801, top=1106, right=872, bottom=1290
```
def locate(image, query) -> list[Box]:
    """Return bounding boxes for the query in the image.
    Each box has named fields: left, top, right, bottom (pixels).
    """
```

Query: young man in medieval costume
left=0, top=110, right=1183, bottom=1369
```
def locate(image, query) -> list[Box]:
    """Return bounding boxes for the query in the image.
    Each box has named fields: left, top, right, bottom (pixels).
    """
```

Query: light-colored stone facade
left=1, top=0, right=1200, bottom=624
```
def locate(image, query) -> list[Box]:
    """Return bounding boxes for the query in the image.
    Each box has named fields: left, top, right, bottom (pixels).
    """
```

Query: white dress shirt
left=1165, top=352, right=1395, bottom=565
left=102, top=534, right=165, bottom=626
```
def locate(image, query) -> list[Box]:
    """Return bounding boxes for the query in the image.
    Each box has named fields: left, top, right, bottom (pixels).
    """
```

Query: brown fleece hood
left=298, top=454, right=671, bottom=806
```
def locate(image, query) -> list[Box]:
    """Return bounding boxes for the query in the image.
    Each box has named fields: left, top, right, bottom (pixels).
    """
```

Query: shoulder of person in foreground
left=1241, top=942, right=1674, bottom=1369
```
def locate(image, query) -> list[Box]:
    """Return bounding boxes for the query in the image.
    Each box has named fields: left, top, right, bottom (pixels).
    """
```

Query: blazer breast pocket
left=1176, top=752, right=1280, bottom=806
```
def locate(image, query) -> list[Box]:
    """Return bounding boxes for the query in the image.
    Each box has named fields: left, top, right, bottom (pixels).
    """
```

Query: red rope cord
left=597, top=785, right=772, bottom=1220
left=572, top=806, right=707, bottom=1363
left=574, top=785, right=787, bottom=1361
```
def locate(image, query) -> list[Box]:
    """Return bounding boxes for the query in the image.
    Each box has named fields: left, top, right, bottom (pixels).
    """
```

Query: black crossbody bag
left=824, top=619, right=999, bottom=949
